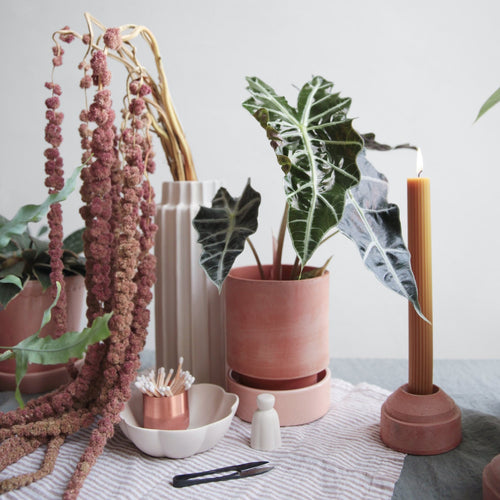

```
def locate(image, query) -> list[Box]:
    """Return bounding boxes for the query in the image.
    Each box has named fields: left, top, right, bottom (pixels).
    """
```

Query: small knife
left=172, top=461, right=274, bottom=488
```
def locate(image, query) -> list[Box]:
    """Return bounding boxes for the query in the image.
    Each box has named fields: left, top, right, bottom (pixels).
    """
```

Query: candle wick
left=416, top=147, right=424, bottom=177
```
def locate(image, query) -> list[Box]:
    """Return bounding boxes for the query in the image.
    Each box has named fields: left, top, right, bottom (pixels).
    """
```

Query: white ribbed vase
left=154, top=181, right=224, bottom=386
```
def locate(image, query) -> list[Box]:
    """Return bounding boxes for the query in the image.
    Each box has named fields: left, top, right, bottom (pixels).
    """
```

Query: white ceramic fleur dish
left=119, top=383, right=239, bottom=458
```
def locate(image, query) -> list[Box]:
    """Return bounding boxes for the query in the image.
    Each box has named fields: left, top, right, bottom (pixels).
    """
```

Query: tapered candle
left=407, top=149, right=433, bottom=395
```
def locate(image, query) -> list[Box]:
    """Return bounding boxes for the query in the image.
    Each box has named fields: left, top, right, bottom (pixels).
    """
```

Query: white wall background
left=1, top=0, right=499, bottom=358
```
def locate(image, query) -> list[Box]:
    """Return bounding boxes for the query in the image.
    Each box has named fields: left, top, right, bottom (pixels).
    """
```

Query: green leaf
left=30, top=236, right=50, bottom=254
left=11, top=282, right=61, bottom=406
left=193, top=180, right=261, bottom=291
left=33, top=264, right=53, bottom=291
left=37, top=225, right=49, bottom=237
left=243, top=76, right=363, bottom=268
left=14, top=351, right=28, bottom=408
left=63, top=228, right=85, bottom=254
left=0, top=271, right=26, bottom=309
left=16, top=313, right=112, bottom=365
left=361, top=133, right=417, bottom=152
left=0, top=274, right=23, bottom=289
left=41, top=281, right=62, bottom=332
left=0, top=350, right=14, bottom=362
left=300, top=255, right=333, bottom=280
left=338, top=152, right=425, bottom=320
left=9, top=232, right=32, bottom=253
left=12, top=311, right=112, bottom=408
left=0, top=162, right=85, bottom=249
left=476, top=86, right=500, bottom=121
left=0, top=260, right=24, bottom=279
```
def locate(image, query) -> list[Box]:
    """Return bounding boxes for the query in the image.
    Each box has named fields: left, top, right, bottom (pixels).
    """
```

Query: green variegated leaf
left=243, top=76, right=363, bottom=268
left=193, top=180, right=261, bottom=291
left=338, top=152, right=425, bottom=319
left=63, top=228, right=85, bottom=254
left=0, top=163, right=84, bottom=249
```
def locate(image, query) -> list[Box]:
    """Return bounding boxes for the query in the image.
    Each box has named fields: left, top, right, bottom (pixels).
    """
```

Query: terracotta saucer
left=226, top=368, right=331, bottom=426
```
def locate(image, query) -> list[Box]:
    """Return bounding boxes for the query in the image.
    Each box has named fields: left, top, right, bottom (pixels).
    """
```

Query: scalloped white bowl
left=119, top=383, right=239, bottom=458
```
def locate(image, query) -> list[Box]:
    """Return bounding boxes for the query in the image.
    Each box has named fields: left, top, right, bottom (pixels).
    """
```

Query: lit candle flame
left=416, top=147, right=424, bottom=177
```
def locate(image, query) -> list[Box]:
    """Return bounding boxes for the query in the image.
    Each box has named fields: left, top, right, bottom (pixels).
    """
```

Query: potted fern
left=193, top=75, right=422, bottom=424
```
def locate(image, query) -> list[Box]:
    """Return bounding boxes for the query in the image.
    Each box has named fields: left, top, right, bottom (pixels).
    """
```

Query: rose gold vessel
left=143, top=392, right=189, bottom=430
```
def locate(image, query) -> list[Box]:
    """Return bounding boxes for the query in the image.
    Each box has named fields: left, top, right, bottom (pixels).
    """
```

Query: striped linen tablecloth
left=0, top=379, right=405, bottom=499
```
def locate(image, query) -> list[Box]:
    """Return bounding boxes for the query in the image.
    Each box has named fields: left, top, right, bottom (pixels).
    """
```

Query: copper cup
left=143, top=392, right=189, bottom=430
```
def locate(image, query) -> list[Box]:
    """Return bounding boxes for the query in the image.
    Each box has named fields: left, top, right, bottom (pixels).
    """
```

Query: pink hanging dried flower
left=45, top=96, right=60, bottom=109
left=103, top=28, right=122, bottom=50
left=128, top=80, right=140, bottom=95
left=59, top=26, right=75, bottom=44
left=0, top=16, right=162, bottom=499
left=129, top=98, right=145, bottom=116
left=91, top=51, right=112, bottom=87
left=43, top=48, right=68, bottom=336
left=139, top=84, right=152, bottom=97
left=80, top=75, right=92, bottom=89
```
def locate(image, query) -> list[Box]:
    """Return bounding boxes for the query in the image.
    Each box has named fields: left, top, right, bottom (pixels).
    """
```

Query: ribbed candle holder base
left=380, top=384, right=462, bottom=455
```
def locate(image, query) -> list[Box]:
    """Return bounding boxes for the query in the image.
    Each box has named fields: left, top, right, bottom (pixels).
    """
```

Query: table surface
left=330, top=359, right=500, bottom=500
left=0, top=358, right=498, bottom=499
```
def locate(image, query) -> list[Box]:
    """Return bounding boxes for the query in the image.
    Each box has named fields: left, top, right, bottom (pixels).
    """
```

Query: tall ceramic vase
left=155, top=180, right=224, bottom=386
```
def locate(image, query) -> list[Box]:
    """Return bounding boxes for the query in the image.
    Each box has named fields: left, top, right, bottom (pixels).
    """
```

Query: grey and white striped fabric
left=0, top=379, right=405, bottom=499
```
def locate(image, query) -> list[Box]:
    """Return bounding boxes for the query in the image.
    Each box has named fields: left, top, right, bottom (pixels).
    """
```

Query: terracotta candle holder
left=483, top=454, right=500, bottom=500
left=380, top=384, right=461, bottom=455
left=380, top=164, right=461, bottom=456
left=143, top=392, right=189, bottom=430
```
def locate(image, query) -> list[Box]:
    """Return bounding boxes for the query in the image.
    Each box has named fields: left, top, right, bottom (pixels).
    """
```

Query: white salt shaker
left=250, top=393, right=281, bottom=451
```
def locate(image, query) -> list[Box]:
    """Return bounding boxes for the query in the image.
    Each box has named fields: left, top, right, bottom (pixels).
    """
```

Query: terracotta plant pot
left=225, top=265, right=330, bottom=425
left=0, top=275, right=85, bottom=393
left=226, top=265, right=329, bottom=387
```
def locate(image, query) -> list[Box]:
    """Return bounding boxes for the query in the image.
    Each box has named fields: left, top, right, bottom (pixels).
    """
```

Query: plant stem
left=290, top=255, right=301, bottom=280
left=273, top=203, right=288, bottom=280
left=247, top=238, right=265, bottom=280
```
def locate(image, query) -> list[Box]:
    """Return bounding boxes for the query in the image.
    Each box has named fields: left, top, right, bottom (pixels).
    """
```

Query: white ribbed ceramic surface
left=155, top=181, right=224, bottom=386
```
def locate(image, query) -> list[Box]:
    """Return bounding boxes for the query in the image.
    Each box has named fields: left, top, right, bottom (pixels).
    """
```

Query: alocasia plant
left=193, top=75, right=424, bottom=318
